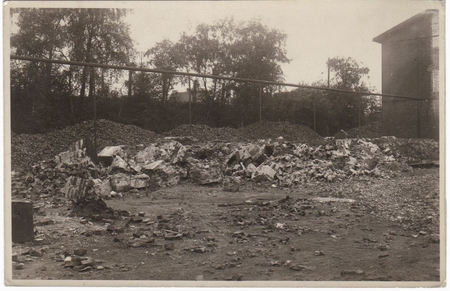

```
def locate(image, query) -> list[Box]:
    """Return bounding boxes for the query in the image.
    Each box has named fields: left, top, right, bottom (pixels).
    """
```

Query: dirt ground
left=10, top=167, right=441, bottom=284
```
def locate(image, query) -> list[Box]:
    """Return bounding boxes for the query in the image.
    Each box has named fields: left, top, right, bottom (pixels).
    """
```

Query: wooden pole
left=358, top=95, right=361, bottom=128
left=91, top=66, right=97, bottom=154
left=259, top=83, right=262, bottom=122
left=417, top=100, right=421, bottom=138
left=313, top=95, right=316, bottom=132
left=128, top=70, right=133, bottom=98
left=188, top=76, right=192, bottom=125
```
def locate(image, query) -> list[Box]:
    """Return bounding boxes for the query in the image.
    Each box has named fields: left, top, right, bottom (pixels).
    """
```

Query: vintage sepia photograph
left=4, top=0, right=445, bottom=287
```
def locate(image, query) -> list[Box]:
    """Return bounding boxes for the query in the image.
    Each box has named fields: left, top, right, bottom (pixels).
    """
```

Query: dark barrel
left=12, top=200, right=34, bottom=243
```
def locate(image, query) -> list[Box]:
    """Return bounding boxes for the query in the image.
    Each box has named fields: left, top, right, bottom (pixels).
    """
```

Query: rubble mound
left=238, top=121, right=322, bottom=143
left=165, top=121, right=322, bottom=143
left=164, top=124, right=239, bottom=141
left=11, top=119, right=161, bottom=171
left=347, top=122, right=382, bottom=138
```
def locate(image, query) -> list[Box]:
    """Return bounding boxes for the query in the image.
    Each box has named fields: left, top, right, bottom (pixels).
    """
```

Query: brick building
left=373, top=9, right=439, bottom=139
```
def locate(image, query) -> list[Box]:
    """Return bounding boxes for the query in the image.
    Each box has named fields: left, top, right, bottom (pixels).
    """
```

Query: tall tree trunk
left=88, top=67, right=95, bottom=118
left=78, top=66, right=88, bottom=118
left=79, top=21, right=94, bottom=119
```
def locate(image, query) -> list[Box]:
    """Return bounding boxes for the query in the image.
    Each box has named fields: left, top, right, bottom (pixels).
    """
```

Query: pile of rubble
left=224, top=138, right=415, bottom=187
left=12, top=132, right=439, bottom=211
left=164, top=124, right=238, bottom=142
left=237, top=121, right=322, bottom=143
left=12, top=119, right=161, bottom=171
left=347, top=122, right=382, bottom=138
left=12, top=120, right=322, bottom=171
left=164, top=121, right=322, bottom=143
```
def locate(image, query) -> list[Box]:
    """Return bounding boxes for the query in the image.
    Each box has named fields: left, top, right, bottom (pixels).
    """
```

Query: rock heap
left=11, top=134, right=439, bottom=210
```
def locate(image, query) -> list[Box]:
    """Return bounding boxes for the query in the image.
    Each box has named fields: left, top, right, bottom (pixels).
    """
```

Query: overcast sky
left=124, top=0, right=442, bottom=92
left=7, top=1, right=443, bottom=92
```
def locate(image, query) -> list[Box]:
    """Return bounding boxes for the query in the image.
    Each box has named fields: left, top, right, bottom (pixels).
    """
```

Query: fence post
left=417, top=99, right=421, bottom=138
left=188, top=76, right=192, bottom=125
left=259, top=83, right=262, bottom=122
left=358, top=95, right=361, bottom=128
left=313, top=95, right=316, bottom=132
left=91, top=66, right=97, bottom=154
left=128, top=70, right=133, bottom=98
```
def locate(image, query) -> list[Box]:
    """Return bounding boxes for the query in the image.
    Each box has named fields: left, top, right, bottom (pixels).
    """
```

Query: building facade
left=373, top=9, right=439, bottom=139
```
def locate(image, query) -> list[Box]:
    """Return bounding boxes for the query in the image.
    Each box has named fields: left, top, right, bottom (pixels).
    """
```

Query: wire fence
left=10, top=55, right=426, bottom=149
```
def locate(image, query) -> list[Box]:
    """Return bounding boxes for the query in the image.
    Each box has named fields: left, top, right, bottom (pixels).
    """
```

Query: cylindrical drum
left=12, top=200, right=34, bottom=243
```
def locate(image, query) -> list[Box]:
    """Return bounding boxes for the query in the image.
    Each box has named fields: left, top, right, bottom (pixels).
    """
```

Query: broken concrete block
left=61, top=176, right=89, bottom=201
left=142, top=161, right=180, bottom=188
left=129, top=174, right=151, bottom=189
left=159, top=141, right=187, bottom=163
left=109, top=173, right=131, bottom=192
left=223, top=176, right=241, bottom=192
left=128, top=159, right=142, bottom=173
left=93, top=179, right=112, bottom=197
left=111, top=156, right=130, bottom=172
left=190, top=164, right=222, bottom=185
left=135, top=145, right=158, bottom=164
left=227, top=149, right=251, bottom=165
left=98, top=146, right=125, bottom=166
left=247, top=144, right=262, bottom=159
left=81, top=258, right=94, bottom=266
left=237, top=149, right=251, bottom=163
left=245, top=163, right=257, bottom=177
left=142, top=160, right=164, bottom=171
left=251, top=165, right=276, bottom=182
left=55, top=150, right=92, bottom=166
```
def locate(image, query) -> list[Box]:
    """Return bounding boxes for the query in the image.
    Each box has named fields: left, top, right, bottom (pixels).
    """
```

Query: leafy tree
left=11, top=8, right=134, bottom=132
left=144, top=39, right=186, bottom=105
left=162, top=18, right=289, bottom=125
left=66, top=8, right=133, bottom=116
left=325, top=57, right=371, bottom=133
left=266, top=57, right=378, bottom=136
left=11, top=8, right=71, bottom=131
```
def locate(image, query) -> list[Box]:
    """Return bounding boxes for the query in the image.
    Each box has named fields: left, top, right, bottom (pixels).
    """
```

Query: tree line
left=10, top=8, right=380, bottom=136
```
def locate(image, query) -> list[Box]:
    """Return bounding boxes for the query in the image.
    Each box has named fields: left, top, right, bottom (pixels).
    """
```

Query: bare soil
left=11, top=168, right=440, bottom=283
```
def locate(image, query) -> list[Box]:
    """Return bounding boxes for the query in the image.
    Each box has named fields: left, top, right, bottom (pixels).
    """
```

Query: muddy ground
left=10, top=167, right=441, bottom=285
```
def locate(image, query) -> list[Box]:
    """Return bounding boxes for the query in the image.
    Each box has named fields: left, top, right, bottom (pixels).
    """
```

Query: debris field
left=10, top=120, right=441, bottom=282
